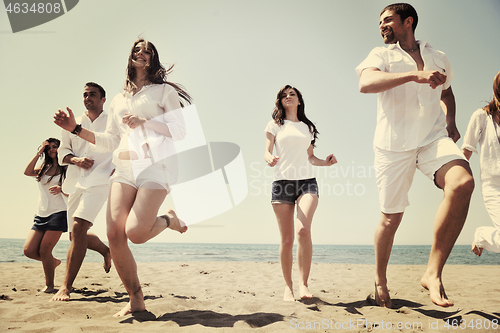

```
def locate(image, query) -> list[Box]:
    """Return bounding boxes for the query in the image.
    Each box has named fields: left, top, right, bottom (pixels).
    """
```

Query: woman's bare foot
left=420, top=273, right=454, bottom=307
left=164, top=209, right=187, bottom=233
left=103, top=251, right=112, bottom=273
left=113, top=300, right=146, bottom=317
left=471, top=241, right=483, bottom=256
left=50, top=287, right=71, bottom=301
left=283, top=286, right=295, bottom=302
left=374, top=282, right=392, bottom=308
left=299, top=284, right=313, bottom=299
left=42, top=286, right=55, bottom=293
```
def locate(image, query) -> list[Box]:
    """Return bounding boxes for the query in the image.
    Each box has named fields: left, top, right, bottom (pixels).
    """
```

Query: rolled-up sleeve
left=58, top=127, right=73, bottom=166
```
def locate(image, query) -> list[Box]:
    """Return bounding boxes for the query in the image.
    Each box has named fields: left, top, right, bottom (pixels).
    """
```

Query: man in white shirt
left=51, top=82, right=114, bottom=302
left=356, top=3, right=474, bottom=308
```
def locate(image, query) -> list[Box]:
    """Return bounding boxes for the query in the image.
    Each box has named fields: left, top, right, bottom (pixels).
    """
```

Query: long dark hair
left=272, top=85, right=319, bottom=147
left=125, top=39, right=192, bottom=107
left=36, top=138, right=66, bottom=186
left=484, top=70, right=500, bottom=119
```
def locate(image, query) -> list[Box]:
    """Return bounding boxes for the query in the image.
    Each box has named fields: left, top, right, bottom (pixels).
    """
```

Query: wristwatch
left=71, top=124, right=82, bottom=135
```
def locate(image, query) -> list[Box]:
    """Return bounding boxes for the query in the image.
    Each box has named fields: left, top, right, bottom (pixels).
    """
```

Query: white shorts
left=110, top=159, right=172, bottom=191
left=67, top=185, right=109, bottom=226
left=374, top=136, right=467, bottom=214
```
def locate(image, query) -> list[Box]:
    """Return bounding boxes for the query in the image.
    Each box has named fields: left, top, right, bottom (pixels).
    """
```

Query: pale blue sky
left=1, top=0, right=499, bottom=245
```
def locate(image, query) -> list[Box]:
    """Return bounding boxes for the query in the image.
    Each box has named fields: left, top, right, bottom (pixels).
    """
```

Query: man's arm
left=441, top=87, right=460, bottom=142
left=359, top=68, right=447, bottom=94
left=62, top=154, right=94, bottom=169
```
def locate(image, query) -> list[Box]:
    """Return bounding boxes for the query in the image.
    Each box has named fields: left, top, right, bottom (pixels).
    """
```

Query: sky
left=1, top=0, right=499, bottom=245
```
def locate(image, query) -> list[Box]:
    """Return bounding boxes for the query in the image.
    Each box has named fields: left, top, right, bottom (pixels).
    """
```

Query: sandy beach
left=1, top=262, right=499, bottom=332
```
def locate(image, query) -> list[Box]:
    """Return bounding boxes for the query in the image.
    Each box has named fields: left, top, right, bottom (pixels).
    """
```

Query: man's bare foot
left=374, top=282, right=392, bottom=308
left=113, top=300, right=146, bottom=317
left=283, top=286, right=295, bottom=302
left=420, top=273, right=454, bottom=307
left=164, top=209, right=187, bottom=233
left=42, top=286, right=55, bottom=293
left=50, top=287, right=70, bottom=302
left=472, top=241, right=483, bottom=257
left=299, top=284, right=313, bottom=299
left=103, top=251, right=112, bottom=273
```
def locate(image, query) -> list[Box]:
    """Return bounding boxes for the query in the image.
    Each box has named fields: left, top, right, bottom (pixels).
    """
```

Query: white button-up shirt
left=58, top=111, right=114, bottom=193
left=356, top=40, right=453, bottom=152
left=94, top=84, right=186, bottom=171
left=462, top=109, right=500, bottom=181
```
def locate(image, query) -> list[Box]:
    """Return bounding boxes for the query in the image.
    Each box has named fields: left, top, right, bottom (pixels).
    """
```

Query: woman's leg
left=108, top=182, right=185, bottom=316
left=106, top=182, right=141, bottom=317
left=296, top=193, right=318, bottom=299
left=273, top=203, right=296, bottom=301
left=125, top=182, right=185, bottom=245
left=23, top=229, right=44, bottom=261
left=38, top=230, right=63, bottom=292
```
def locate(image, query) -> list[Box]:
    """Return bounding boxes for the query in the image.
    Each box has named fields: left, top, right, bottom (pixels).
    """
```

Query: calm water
left=1, top=238, right=498, bottom=265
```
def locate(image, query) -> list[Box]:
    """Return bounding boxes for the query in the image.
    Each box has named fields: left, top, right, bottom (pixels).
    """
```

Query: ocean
left=1, top=238, right=498, bottom=265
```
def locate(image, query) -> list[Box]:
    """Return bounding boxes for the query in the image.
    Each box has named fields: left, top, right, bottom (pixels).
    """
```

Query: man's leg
left=421, top=160, right=474, bottom=307
left=51, top=217, right=91, bottom=301
left=86, top=231, right=112, bottom=273
left=374, top=212, right=403, bottom=308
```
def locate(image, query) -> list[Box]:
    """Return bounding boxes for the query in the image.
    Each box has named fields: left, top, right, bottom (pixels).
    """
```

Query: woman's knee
left=281, top=235, right=295, bottom=251
left=125, top=225, right=148, bottom=244
left=296, top=225, right=311, bottom=239
left=23, top=246, right=38, bottom=259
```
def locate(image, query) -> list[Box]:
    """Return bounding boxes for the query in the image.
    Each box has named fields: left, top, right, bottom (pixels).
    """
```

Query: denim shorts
left=32, top=211, right=68, bottom=232
left=271, top=178, right=319, bottom=205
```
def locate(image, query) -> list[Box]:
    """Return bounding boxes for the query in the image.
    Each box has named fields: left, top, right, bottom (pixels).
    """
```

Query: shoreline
left=1, top=262, right=499, bottom=332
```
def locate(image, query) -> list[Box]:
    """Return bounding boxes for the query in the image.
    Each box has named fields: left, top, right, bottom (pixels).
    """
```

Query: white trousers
left=474, top=178, right=500, bottom=253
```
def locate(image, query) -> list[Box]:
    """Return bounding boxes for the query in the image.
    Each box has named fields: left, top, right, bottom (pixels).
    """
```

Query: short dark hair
left=85, top=82, right=106, bottom=99
left=381, top=3, right=418, bottom=32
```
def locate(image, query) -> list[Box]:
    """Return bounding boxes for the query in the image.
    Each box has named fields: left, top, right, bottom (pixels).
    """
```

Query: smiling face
left=45, top=141, right=59, bottom=159
left=379, top=9, right=405, bottom=44
left=83, top=86, right=105, bottom=112
left=280, top=88, right=300, bottom=111
left=132, top=42, right=152, bottom=69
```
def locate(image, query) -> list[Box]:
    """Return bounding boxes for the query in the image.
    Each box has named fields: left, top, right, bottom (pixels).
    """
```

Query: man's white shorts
left=67, top=184, right=109, bottom=226
left=374, top=136, right=467, bottom=214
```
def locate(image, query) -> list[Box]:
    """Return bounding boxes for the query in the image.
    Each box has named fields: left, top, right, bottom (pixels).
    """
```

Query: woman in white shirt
left=462, top=71, right=500, bottom=256
left=23, top=138, right=67, bottom=293
left=54, top=39, right=191, bottom=316
left=265, top=85, right=337, bottom=301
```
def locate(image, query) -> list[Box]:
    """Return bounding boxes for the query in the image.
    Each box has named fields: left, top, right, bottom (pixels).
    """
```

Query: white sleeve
left=355, top=47, right=387, bottom=77
left=94, top=97, right=121, bottom=152
left=462, top=109, right=487, bottom=154
left=264, top=120, right=278, bottom=136
left=160, top=85, right=186, bottom=141
left=58, top=127, right=73, bottom=166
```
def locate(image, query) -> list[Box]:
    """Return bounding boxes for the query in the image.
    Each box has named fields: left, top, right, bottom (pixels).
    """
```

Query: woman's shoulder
left=470, top=108, right=489, bottom=122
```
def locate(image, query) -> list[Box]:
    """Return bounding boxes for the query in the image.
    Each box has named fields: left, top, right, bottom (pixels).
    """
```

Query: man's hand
left=414, top=71, right=447, bottom=89
left=54, top=107, right=78, bottom=132
left=71, top=156, right=94, bottom=169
